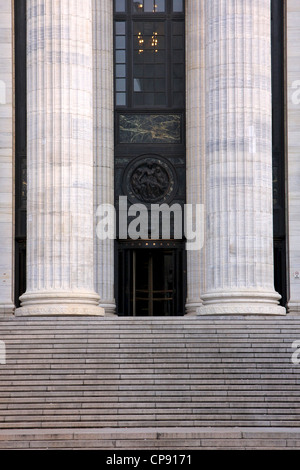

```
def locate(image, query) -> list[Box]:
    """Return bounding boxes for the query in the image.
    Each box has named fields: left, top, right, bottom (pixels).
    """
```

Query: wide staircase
left=1, top=315, right=300, bottom=449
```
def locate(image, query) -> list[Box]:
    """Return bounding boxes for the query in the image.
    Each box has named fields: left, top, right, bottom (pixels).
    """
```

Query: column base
left=287, top=302, right=300, bottom=314
left=99, top=301, right=117, bottom=316
left=197, top=304, right=286, bottom=315
left=0, top=303, right=15, bottom=315
left=197, top=290, right=286, bottom=315
left=15, top=304, right=105, bottom=316
left=185, top=300, right=202, bottom=316
left=15, top=291, right=104, bottom=316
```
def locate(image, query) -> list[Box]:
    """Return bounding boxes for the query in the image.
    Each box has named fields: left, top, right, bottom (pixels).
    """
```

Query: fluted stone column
left=287, top=0, right=300, bottom=314
left=185, top=0, right=205, bottom=314
left=198, top=0, right=285, bottom=315
left=93, top=0, right=116, bottom=315
left=0, top=1, right=14, bottom=314
left=17, top=0, right=103, bottom=315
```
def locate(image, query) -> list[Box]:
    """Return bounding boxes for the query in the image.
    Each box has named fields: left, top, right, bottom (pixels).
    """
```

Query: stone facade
left=196, top=0, right=285, bottom=315
left=16, top=0, right=103, bottom=315
left=287, top=0, right=300, bottom=314
left=0, top=0, right=298, bottom=316
left=0, top=0, right=14, bottom=315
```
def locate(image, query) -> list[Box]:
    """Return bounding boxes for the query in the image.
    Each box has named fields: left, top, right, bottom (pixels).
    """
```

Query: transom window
left=114, top=0, right=185, bottom=109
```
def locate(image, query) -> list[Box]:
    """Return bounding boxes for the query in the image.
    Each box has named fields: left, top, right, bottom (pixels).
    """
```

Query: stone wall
left=0, top=0, right=14, bottom=314
left=287, top=0, right=300, bottom=313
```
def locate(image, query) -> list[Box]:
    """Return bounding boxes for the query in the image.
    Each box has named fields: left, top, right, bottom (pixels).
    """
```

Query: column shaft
left=198, top=0, right=285, bottom=315
left=185, top=0, right=205, bottom=314
left=17, top=0, right=103, bottom=315
left=287, top=0, right=300, bottom=314
left=93, top=0, right=116, bottom=315
left=0, top=0, right=14, bottom=314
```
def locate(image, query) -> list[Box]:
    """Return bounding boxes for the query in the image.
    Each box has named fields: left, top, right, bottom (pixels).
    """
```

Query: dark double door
left=117, top=244, right=186, bottom=316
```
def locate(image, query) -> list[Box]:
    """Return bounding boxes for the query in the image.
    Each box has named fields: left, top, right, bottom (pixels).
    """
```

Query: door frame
left=115, top=239, right=187, bottom=316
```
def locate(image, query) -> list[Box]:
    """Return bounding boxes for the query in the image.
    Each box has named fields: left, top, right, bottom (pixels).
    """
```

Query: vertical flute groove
left=198, top=0, right=285, bottom=315
left=17, top=0, right=102, bottom=316
left=94, top=0, right=115, bottom=314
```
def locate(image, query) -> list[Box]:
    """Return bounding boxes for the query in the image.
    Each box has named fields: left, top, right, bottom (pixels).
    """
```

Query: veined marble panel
left=119, top=114, right=182, bottom=144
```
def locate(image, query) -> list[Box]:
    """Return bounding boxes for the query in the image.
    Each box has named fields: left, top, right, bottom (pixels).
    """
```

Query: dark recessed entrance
left=135, top=249, right=173, bottom=316
left=117, top=242, right=186, bottom=316
left=113, top=3, right=187, bottom=316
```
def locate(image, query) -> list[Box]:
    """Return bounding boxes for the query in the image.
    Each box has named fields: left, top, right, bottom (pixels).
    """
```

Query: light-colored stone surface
left=197, top=0, right=285, bottom=315
left=0, top=0, right=14, bottom=314
left=287, top=0, right=300, bottom=314
left=0, top=1, right=297, bottom=317
left=16, top=0, right=103, bottom=316
left=93, top=0, right=116, bottom=315
left=185, top=0, right=205, bottom=315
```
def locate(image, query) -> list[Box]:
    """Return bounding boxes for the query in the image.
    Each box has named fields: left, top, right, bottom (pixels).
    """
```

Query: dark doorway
left=14, top=0, right=27, bottom=306
left=271, top=0, right=287, bottom=306
left=135, top=249, right=174, bottom=316
left=117, top=241, right=186, bottom=316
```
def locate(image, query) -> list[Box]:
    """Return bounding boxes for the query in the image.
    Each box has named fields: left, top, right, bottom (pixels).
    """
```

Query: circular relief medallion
left=124, top=155, right=177, bottom=204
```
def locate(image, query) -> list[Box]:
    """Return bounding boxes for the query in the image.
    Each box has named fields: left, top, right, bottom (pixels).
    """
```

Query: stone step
left=1, top=400, right=300, bottom=410
left=1, top=395, right=299, bottom=405
left=1, top=419, right=300, bottom=430
left=1, top=427, right=300, bottom=449
left=1, top=316, right=300, bottom=448
left=0, top=371, right=297, bottom=380
left=0, top=406, right=299, bottom=417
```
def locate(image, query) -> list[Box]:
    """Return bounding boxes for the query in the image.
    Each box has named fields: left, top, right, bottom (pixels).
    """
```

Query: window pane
left=144, top=93, right=155, bottom=105
left=154, top=50, right=165, bottom=63
left=132, top=0, right=165, bottom=13
left=155, top=79, right=165, bottom=92
left=144, top=0, right=154, bottom=12
left=115, top=0, right=126, bottom=12
left=173, top=0, right=183, bottom=12
left=155, top=64, right=165, bottom=77
left=133, top=50, right=144, bottom=64
left=115, top=22, right=126, bottom=34
left=172, top=22, right=184, bottom=35
left=116, top=93, right=126, bottom=106
left=133, top=65, right=144, bottom=77
left=133, top=93, right=144, bottom=106
left=115, top=4, right=185, bottom=110
left=132, top=1, right=144, bottom=13
left=172, top=50, right=184, bottom=63
left=134, top=78, right=143, bottom=92
left=116, top=64, right=126, bottom=77
left=154, top=93, right=166, bottom=105
left=144, top=79, right=155, bottom=92
left=173, top=78, right=184, bottom=92
left=116, top=79, right=126, bottom=91
left=116, top=36, right=126, bottom=49
left=143, top=65, right=155, bottom=78
left=173, top=92, right=184, bottom=107
left=173, top=64, right=184, bottom=78
left=173, top=36, right=184, bottom=49
left=116, top=50, right=126, bottom=63
left=134, top=22, right=144, bottom=34
left=155, top=0, right=165, bottom=12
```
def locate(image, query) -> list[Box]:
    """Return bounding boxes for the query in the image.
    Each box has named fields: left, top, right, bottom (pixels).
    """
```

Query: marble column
left=185, top=0, right=205, bottom=314
left=93, top=0, right=116, bottom=315
left=0, top=0, right=14, bottom=314
left=287, top=0, right=300, bottom=314
left=17, top=0, right=103, bottom=315
left=198, top=0, right=285, bottom=315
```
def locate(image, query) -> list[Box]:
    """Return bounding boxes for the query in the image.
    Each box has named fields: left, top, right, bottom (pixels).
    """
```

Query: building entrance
left=134, top=249, right=173, bottom=316
left=116, top=242, right=186, bottom=316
